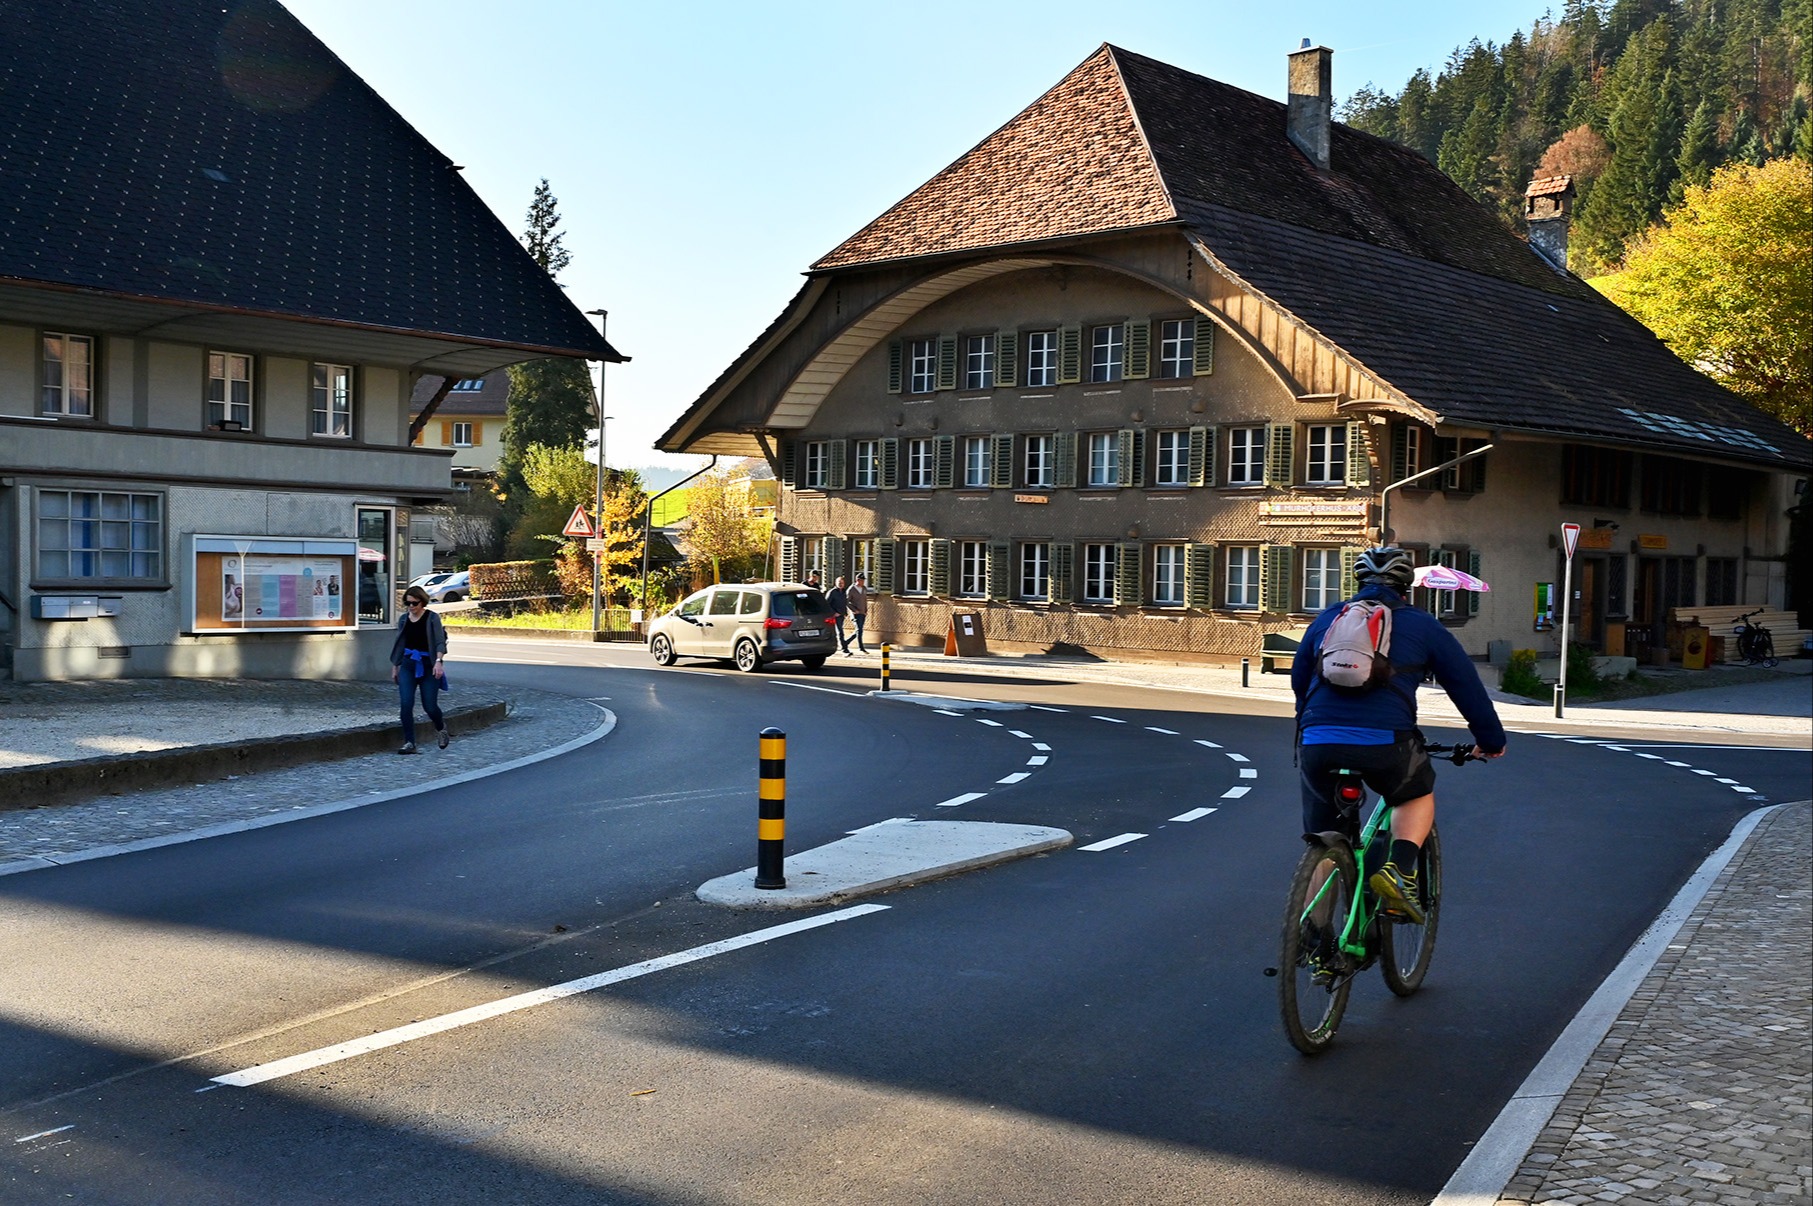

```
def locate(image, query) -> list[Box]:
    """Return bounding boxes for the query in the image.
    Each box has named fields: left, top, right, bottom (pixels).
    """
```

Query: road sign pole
left=1556, top=523, right=1580, bottom=718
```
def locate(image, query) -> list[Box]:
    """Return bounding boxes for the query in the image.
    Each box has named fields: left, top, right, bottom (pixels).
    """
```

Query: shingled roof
left=0, top=0, right=619, bottom=365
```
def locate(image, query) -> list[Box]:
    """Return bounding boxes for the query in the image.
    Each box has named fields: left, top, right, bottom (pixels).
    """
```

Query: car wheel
left=734, top=638, right=763, bottom=673
left=650, top=633, right=676, bottom=667
left=441, top=592, right=461, bottom=603
left=801, top=655, right=827, bottom=670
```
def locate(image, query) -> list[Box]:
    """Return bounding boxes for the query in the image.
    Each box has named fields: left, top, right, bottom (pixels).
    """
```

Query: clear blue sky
left=286, top=1, right=1559, bottom=472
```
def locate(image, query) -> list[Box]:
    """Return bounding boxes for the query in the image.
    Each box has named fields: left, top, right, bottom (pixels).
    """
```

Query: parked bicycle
left=1274, top=742, right=1483, bottom=1055
left=1732, top=608, right=1778, bottom=667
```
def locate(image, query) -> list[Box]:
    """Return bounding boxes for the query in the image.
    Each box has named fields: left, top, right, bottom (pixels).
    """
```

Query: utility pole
left=587, top=309, right=610, bottom=639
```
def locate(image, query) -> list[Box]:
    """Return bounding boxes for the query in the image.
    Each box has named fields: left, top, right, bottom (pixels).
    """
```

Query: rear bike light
left=763, top=617, right=793, bottom=630
left=1338, top=784, right=1363, bottom=802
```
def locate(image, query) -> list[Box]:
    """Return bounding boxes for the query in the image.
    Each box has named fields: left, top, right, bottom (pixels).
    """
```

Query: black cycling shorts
left=1298, top=730, right=1437, bottom=839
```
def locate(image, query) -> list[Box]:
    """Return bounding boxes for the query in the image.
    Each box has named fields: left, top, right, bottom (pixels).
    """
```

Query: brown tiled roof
left=1525, top=175, right=1574, bottom=198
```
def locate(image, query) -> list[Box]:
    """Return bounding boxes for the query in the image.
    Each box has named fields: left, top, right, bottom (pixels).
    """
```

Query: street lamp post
left=586, top=309, right=610, bottom=639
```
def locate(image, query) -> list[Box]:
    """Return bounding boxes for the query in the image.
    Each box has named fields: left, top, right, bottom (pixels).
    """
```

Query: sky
left=285, top=1, right=1561, bottom=474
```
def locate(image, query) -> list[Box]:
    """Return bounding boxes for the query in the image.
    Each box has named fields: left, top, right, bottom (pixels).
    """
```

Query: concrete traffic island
left=697, top=819, right=1072, bottom=908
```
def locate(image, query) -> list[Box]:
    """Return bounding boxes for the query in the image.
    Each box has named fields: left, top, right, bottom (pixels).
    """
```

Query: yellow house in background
left=410, top=374, right=504, bottom=481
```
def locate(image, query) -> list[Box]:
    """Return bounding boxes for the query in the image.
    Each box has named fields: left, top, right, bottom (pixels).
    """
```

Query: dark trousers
left=849, top=612, right=867, bottom=650
left=398, top=663, right=445, bottom=743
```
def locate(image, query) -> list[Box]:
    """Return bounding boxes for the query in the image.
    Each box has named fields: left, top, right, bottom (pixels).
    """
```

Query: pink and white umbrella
left=1414, top=564, right=1490, bottom=592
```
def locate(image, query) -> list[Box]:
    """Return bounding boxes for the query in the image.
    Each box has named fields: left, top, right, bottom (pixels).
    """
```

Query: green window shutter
left=1346, top=421, right=1371, bottom=487
left=887, top=341, right=903, bottom=395
left=1468, top=443, right=1488, bottom=494
left=987, top=541, right=1011, bottom=600
left=1125, top=320, right=1151, bottom=379
left=1186, top=543, right=1215, bottom=608
left=1054, top=431, right=1077, bottom=488
left=930, top=538, right=951, bottom=595
left=875, top=539, right=896, bottom=595
left=934, top=435, right=955, bottom=489
left=879, top=438, right=899, bottom=490
left=1116, top=542, right=1143, bottom=606
left=1341, top=547, right=1360, bottom=597
left=1116, top=429, right=1137, bottom=487
left=1265, top=424, right=1295, bottom=486
left=1186, top=426, right=1207, bottom=487
left=990, top=434, right=1015, bottom=488
left=779, top=440, right=796, bottom=489
left=937, top=335, right=958, bottom=391
left=778, top=535, right=799, bottom=583
left=825, top=535, right=844, bottom=580
left=1057, top=326, right=1082, bottom=384
left=1261, top=544, right=1294, bottom=612
left=1467, top=549, right=1483, bottom=615
left=828, top=439, right=847, bottom=490
left=996, top=330, right=1018, bottom=387
left=1390, top=423, right=1410, bottom=484
left=1050, top=542, right=1074, bottom=603
left=1192, top=319, right=1215, bottom=376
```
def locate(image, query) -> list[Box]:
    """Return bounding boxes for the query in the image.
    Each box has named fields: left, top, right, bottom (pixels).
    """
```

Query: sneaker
left=437, top=729, right=450, bottom=750
left=398, top=742, right=418, bottom=755
left=1369, top=862, right=1425, bottom=925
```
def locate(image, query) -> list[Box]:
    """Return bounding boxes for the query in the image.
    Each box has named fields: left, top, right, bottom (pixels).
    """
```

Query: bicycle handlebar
left=1424, top=742, right=1487, bottom=766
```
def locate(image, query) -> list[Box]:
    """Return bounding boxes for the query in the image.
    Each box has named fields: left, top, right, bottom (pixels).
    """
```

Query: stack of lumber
left=1669, top=605, right=1808, bottom=662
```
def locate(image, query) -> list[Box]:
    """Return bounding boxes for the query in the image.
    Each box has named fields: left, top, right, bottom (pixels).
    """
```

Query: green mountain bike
left=1276, top=742, right=1481, bottom=1055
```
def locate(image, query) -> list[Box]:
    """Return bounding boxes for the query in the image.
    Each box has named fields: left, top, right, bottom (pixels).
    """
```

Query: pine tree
left=1574, top=18, right=1683, bottom=270
left=1672, top=99, right=1722, bottom=199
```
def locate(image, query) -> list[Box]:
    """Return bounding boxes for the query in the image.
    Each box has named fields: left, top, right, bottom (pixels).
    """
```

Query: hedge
left=467, top=559, right=561, bottom=601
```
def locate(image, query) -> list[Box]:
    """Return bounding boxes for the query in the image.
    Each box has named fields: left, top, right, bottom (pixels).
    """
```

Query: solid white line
left=976, top=718, right=1005, bottom=727
left=1146, top=726, right=1179, bottom=735
left=1224, top=752, right=1250, bottom=763
left=1430, top=805, right=1781, bottom=1206
left=1032, top=742, right=1051, bottom=752
left=769, top=681, right=869, bottom=698
left=1170, top=807, right=1217, bottom=822
left=1221, top=786, right=1251, bottom=799
left=1238, top=768, right=1257, bottom=779
left=996, top=772, right=1030, bottom=784
left=1091, top=715, right=1125, bottom=724
left=1026, top=755, right=1048, bottom=766
left=1009, top=730, right=1034, bottom=739
left=1028, top=705, right=1067, bottom=713
left=935, top=792, right=986, bottom=808
left=14, top=1125, right=75, bottom=1143
left=1079, top=833, right=1146, bottom=852
left=1194, top=739, right=1223, bottom=749
left=210, top=904, right=890, bottom=1089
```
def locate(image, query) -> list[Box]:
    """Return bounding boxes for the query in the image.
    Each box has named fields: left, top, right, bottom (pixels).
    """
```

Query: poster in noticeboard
left=189, top=539, right=359, bottom=633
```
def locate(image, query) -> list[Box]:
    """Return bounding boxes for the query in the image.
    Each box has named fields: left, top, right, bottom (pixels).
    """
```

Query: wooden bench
left=1261, top=626, right=1311, bottom=673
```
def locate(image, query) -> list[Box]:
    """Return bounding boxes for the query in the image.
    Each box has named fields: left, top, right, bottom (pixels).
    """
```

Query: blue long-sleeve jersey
left=1290, top=584, right=1508, bottom=752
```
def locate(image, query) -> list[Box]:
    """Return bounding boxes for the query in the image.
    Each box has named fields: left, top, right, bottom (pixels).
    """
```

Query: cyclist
left=1291, top=547, right=1507, bottom=923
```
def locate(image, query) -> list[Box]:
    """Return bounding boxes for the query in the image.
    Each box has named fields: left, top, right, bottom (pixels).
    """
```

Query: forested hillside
left=1341, top=0, right=1810, bottom=274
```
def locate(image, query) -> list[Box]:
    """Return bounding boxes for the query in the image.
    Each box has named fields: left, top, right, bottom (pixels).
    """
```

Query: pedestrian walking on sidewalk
left=826, top=576, right=849, bottom=653
left=391, top=586, right=450, bottom=754
left=846, top=573, right=868, bottom=654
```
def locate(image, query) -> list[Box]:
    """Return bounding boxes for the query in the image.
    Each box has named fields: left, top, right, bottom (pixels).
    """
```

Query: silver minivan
left=647, top=583, right=838, bottom=672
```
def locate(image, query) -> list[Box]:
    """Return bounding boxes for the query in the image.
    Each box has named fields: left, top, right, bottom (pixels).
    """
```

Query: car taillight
left=763, top=617, right=792, bottom=630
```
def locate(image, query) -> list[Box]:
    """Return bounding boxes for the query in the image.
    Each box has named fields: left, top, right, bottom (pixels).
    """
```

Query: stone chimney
left=1524, top=175, right=1576, bottom=272
left=1287, top=40, right=1333, bottom=171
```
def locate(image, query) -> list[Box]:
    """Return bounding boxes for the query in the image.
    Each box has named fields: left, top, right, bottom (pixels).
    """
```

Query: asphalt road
left=2, top=644, right=1806, bottom=1204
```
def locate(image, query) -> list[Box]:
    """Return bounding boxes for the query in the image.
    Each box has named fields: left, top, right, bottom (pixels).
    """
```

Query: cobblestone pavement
left=1496, top=802, right=1812, bottom=1206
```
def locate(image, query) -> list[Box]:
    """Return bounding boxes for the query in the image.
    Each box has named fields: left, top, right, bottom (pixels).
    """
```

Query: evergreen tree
left=1672, top=98, right=1723, bottom=199
left=1574, top=18, right=1682, bottom=270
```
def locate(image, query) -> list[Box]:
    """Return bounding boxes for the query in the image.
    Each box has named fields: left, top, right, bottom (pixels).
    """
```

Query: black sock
left=1390, top=840, right=1422, bottom=875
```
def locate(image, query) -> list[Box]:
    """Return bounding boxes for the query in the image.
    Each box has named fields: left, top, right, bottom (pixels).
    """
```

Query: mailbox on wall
left=31, top=595, right=100, bottom=621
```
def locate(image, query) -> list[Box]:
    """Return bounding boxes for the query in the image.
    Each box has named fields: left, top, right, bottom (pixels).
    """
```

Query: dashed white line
left=1091, top=715, right=1126, bottom=724
left=1238, top=768, right=1257, bottom=779
left=1079, top=833, right=1147, bottom=852
left=1170, top=807, right=1218, bottom=822
left=1691, top=769, right=1718, bottom=776
left=1221, top=786, right=1252, bottom=799
left=1029, top=705, right=1067, bottom=713
left=997, top=772, right=1031, bottom=785
left=976, top=718, right=1005, bottom=727
left=936, top=792, right=987, bottom=808
left=1224, top=752, right=1250, bottom=763
left=1731, top=785, right=1757, bottom=793
left=1194, top=739, right=1223, bottom=749
left=1146, top=726, right=1179, bottom=735
left=1031, top=742, right=1051, bottom=752
left=1009, top=730, right=1034, bottom=739
left=1634, top=753, right=1666, bottom=759
left=1715, top=778, right=1738, bottom=785
left=1665, top=761, right=1692, bottom=767
left=1026, top=755, right=1048, bottom=766
left=934, top=709, right=963, bottom=717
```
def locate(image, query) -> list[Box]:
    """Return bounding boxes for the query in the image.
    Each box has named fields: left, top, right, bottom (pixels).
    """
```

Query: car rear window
left=769, top=590, right=824, bottom=618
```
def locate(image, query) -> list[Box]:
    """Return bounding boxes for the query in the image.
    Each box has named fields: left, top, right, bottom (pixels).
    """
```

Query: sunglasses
left=406, top=597, right=427, bottom=607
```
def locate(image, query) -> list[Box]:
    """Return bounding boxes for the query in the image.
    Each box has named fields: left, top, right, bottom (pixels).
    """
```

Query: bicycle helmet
left=1352, top=546, right=1414, bottom=592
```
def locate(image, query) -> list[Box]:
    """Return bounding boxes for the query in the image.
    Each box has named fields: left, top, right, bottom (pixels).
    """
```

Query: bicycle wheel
left=1280, top=842, right=1358, bottom=1055
left=1381, top=826, right=1442, bottom=996
left=1760, top=633, right=1778, bottom=667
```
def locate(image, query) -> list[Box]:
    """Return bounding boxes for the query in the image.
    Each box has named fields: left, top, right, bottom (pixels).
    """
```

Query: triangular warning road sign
left=562, top=505, right=597, bottom=538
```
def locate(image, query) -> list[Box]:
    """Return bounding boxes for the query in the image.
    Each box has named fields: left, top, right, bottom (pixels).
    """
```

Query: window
left=1086, top=432, right=1119, bottom=487
left=962, top=437, right=990, bottom=488
left=35, top=489, right=162, bottom=582
left=1225, top=546, right=1261, bottom=610
left=1090, top=324, right=1124, bottom=383
left=1706, top=467, right=1747, bottom=521
left=1705, top=557, right=1739, bottom=606
left=1640, top=455, right=1704, bottom=517
left=1396, top=424, right=1426, bottom=484
left=1152, top=545, right=1186, bottom=606
left=906, top=438, right=935, bottom=489
left=1154, top=430, right=1189, bottom=487
left=1019, top=542, right=1050, bottom=600
left=1024, top=435, right=1054, bottom=487
left=309, top=363, right=352, bottom=437
left=964, top=335, right=995, bottom=389
left=1227, top=426, right=1266, bottom=486
left=42, top=333, right=95, bottom=417
left=207, top=351, right=253, bottom=428
left=1302, top=548, right=1343, bottom=611
left=1306, top=425, right=1348, bottom=485
left=801, top=537, right=825, bottom=582
left=451, top=422, right=474, bottom=447
left=1158, top=319, right=1194, bottom=379
left=908, top=338, right=937, bottom=394
left=1025, top=330, right=1058, bottom=387
left=1561, top=445, right=1632, bottom=508
left=1425, top=549, right=1459, bottom=616
left=853, top=440, right=879, bottom=490
left=1083, top=544, right=1117, bottom=603
left=900, top=539, right=929, bottom=594
left=958, top=541, right=988, bottom=597
left=852, top=539, right=875, bottom=583
left=708, top=588, right=741, bottom=616
left=677, top=590, right=708, bottom=619
left=450, top=378, right=485, bottom=391
left=805, top=441, right=830, bottom=489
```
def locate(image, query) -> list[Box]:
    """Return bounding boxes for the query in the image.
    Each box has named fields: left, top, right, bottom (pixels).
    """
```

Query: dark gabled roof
left=410, top=372, right=508, bottom=417
left=0, top=0, right=620, bottom=363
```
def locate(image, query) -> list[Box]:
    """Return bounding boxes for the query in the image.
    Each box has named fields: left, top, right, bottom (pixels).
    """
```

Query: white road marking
left=1009, top=730, right=1034, bottom=739
left=1194, top=739, right=1222, bottom=749
left=1079, top=833, right=1147, bottom=852
left=1146, top=726, right=1179, bottom=735
left=1566, top=738, right=1610, bottom=744
left=1619, top=743, right=1811, bottom=752
left=1665, top=761, right=1692, bottom=767
left=15, top=1126, right=75, bottom=1143
left=976, top=718, right=1005, bottom=727
left=1026, top=755, right=1048, bottom=766
left=1238, top=768, right=1257, bottom=779
left=1691, top=769, right=1718, bottom=776
left=1731, top=785, right=1757, bottom=793
left=936, top=792, right=987, bottom=808
left=1221, top=786, right=1252, bottom=799
left=1715, top=778, right=1738, bottom=785
left=1029, top=705, right=1067, bottom=713
left=1091, top=715, right=1125, bottom=723
left=1601, top=745, right=1628, bottom=752
left=1634, top=753, right=1666, bottom=759
left=1170, top=807, right=1217, bottom=822
left=769, top=681, right=868, bottom=697
left=1224, top=752, right=1250, bottom=763
left=1032, top=743, right=1051, bottom=752
left=846, top=818, right=912, bottom=834
left=209, top=905, right=890, bottom=1089
left=934, top=709, right=963, bottom=717
left=996, top=772, right=1031, bottom=784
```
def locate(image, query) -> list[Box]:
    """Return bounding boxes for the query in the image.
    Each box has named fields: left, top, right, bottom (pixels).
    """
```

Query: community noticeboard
left=184, top=535, right=361, bottom=633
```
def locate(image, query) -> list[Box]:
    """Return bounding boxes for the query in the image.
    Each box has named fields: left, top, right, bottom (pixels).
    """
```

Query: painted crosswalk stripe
left=936, top=792, right=987, bottom=808
left=1170, top=807, right=1218, bottom=822
left=1146, top=726, right=1179, bottom=735
left=997, top=772, right=1031, bottom=784
left=1079, top=833, right=1147, bottom=852
left=1221, top=786, right=1251, bottom=799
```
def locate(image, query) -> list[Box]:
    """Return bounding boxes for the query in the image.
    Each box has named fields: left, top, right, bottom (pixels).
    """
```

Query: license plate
left=794, top=628, right=821, bottom=638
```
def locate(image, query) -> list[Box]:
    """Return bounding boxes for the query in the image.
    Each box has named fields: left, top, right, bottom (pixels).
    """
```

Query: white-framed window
left=42, top=333, right=95, bottom=417
left=450, top=378, right=485, bottom=391
left=207, top=351, right=254, bottom=428
left=964, top=335, right=995, bottom=390
left=1090, top=323, right=1123, bottom=383
left=1228, top=426, right=1266, bottom=485
left=1083, top=543, right=1117, bottom=603
left=1158, top=319, right=1194, bottom=379
left=1024, top=435, right=1054, bottom=487
left=853, top=439, right=879, bottom=490
left=1154, top=430, right=1188, bottom=486
left=963, top=436, right=990, bottom=488
left=1086, top=432, right=1119, bottom=487
left=900, top=539, right=930, bottom=594
left=1401, top=425, right=1425, bottom=481
left=852, top=539, right=875, bottom=583
left=801, top=537, right=825, bottom=582
left=451, top=421, right=474, bottom=447
left=1024, top=330, right=1058, bottom=387
left=34, top=489, right=163, bottom=582
left=311, top=363, right=352, bottom=437
left=1302, top=547, right=1343, bottom=612
left=1306, top=424, right=1348, bottom=485
left=908, top=338, right=937, bottom=394
left=906, top=437, right=935, bottom=489
left=805, top=441, right=830, bottom=489
left=1225, top=545, right=1261, bottom=610
left=1426, top=548, right=1459, bottom=616
left=1019, top=542, right=1050, bottom=600
left=958, top=540, right=988, bottom=597
left=1152, top=545, right=1185, bottom=606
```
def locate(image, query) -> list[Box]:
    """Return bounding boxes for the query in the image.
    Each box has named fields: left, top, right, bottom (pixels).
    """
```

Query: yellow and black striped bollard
left=879, top=643, right=891, bottom=692
left=755, top=727, right=787, bottom=889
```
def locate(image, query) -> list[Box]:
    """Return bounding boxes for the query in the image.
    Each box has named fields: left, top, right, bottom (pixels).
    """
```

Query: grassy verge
left=446, top=608, right=635, bottom=633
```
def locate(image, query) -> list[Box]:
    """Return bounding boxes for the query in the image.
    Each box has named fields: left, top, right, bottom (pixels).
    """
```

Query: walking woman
left=391, top=585, right=449, bottom=753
